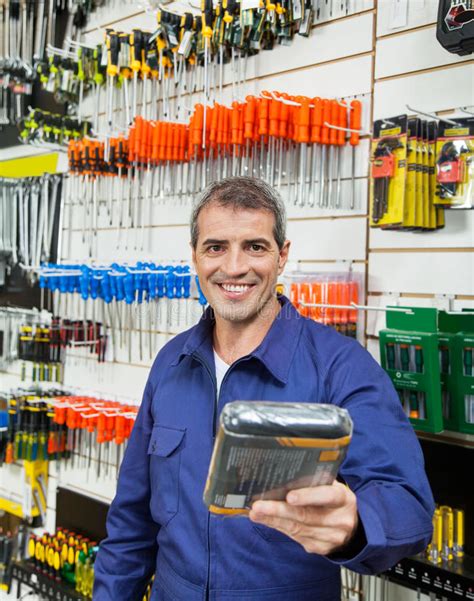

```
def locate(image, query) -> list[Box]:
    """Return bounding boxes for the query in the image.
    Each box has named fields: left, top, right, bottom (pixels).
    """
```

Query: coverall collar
left=175, top=295, right=303, bottom=384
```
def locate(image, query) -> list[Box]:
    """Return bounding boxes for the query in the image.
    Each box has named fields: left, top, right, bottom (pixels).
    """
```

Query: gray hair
left=190, top=177, right=287, bottom=249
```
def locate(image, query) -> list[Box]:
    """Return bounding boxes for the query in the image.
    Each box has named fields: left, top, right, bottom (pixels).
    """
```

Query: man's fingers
left=249, top=513, right=313, bottom=539
left=249, top=512, right=351, bottom=551
left=286, top=482, right=349, bottom=508
left=251, top=500, right=309, bottom=523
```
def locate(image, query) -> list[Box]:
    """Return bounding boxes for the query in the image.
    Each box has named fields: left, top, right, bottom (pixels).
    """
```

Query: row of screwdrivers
left=20, top=362, right=63, bottom=384
left=288, top=280, right=359, bottom=337
left=20, top=108, right=92, bottom=147
left=1, top=394, right=66, bottom=464
left=28, top=528, right=98, bottom=595
left=68, top=94, right=361, bottom=171
left=0, top=394, right=137, bottom=464
left=52, top=396, right=138, bottom=447
left=19, top=324, right=64, bottom=363
left=18, top=319, right=105, bottom=370
left=39, top=263, right=201, bottom=306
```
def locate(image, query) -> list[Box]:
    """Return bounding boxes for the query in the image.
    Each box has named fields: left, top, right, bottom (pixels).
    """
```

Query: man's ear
left=278, top=240, right=291, bottom=275
left=190, top=242, right=197, bottom=269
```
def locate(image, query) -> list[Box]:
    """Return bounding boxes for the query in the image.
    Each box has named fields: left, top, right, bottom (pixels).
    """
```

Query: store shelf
left=416, top=430, right=474, bottom=450
left=10, top=560, right=87, bottom=601
left=385, top=554, right=474, bottom=600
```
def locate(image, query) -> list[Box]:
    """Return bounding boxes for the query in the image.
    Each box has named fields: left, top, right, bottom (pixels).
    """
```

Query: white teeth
left=221, top=284, right=251, bottom=293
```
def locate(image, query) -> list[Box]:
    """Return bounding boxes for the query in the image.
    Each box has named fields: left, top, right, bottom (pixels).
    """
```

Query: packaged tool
left=204, top=401, right=352, bottom=514
left=455, top=327, right=474, bottom=434
left=369, top=115, right=408, bottom=228
left=380, top=308, right=474, bottom=434
left=370, top=116, right=447, bottom=231
left=437, top=0, right=474, bottom=56
left=437, top=310, right=474, bottom=434
left=434, top=118, right=474, bottom=209
left=281, top=271, right=363, bottom=338
left=379, top=307, right=444, bottom=433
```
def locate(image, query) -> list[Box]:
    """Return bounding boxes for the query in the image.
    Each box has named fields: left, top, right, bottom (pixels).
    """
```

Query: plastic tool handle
left=350, top=100, right=362, bottom=146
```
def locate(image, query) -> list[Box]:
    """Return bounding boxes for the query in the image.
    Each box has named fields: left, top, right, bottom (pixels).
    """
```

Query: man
left=93, top=177, right=434, bottom=601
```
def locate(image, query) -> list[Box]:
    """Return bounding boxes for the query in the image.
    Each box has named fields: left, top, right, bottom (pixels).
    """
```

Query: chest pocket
left=148, top=424, right=186, bottom=527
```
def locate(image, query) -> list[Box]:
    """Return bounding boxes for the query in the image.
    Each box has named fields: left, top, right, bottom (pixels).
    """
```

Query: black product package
left=203, top=401, right=353, bottom=515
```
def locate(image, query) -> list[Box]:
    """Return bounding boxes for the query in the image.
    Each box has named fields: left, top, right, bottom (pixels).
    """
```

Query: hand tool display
left=437, top=0, right=474, bottom=56
left=370, top=115, right=448, bottom=231
left=380, top=307, right=474, bottom=434
left=0, top=306, right=48, bottom=370
left=27, top=528, right=98, bottom=597
left=99, top=2, right=316, bottom=128
left=66, top=94, right=363, bottom=254
left=0, top=389, right=138, bottom=477
left=51, top=394, right=138, bottom=477
left=19, top=107, right=92, bottom=146
left=0, top=174, right=64, bottom=270
left=0, top=0, right=135, bottom=126
left=37, top=262, right=202, bottom=362
left=37, top=39, right=107, bottom=123
left=0, top=388, right=68, bottom=464
left=18, top=320, right=64, bottom=383
left=427, top=504, right=465, bottom=565
left=13, top=525, right=153, bottom=601
left=282, top=271, right=361, bottom=338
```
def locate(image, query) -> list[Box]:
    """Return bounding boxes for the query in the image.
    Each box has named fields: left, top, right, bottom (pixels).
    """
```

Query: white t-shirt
left=214, top=350, right=230, bottom=397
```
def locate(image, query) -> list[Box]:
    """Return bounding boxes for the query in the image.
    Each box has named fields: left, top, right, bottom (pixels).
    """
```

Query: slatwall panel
left=369, top=8, right=474, bottom=368
left=1, top=3, right=473, bottom=599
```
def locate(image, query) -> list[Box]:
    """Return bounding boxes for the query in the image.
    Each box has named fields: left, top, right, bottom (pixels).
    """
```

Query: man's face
left=192, top=202, right=290, bottom=324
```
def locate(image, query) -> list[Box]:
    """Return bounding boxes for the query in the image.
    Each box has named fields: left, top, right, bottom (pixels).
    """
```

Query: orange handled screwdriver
left=350, top=99, right=362, bottom=210
left=297, top=96, right=310, bottom=206
left=244, top=96, right=256, bottom=176
left=319, top=99, right=330, bottom=207
left=335, top=102, right=347, bottom=209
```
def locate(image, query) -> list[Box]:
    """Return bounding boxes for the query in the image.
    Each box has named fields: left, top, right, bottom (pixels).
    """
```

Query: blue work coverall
left=93, top=295, right=434, bottom=601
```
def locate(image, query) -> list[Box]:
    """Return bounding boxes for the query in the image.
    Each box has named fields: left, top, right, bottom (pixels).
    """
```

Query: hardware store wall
left=1, top=2, right=473, bottom=599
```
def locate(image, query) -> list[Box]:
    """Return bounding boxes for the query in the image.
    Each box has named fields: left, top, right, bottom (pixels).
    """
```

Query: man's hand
left=248, top=481, right=359, bottom=556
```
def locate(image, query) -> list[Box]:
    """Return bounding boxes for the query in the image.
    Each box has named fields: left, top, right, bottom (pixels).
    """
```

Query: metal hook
left=406, top=104, right=458, bottom=125
left=323, top=122, right=369, bottom=135
left=459, top=106, right=474, bottom=116
left=380, top=118, right=396, bottom=127
left=263, top=90, right=301, bottom=107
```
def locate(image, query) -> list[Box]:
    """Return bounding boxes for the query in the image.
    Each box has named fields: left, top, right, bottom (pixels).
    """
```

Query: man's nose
left=221, top=247, right=249, bottom=278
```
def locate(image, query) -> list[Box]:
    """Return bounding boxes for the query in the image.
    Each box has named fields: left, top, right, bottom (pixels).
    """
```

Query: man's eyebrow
left=201, top=238, right=227, bottom=246
left=200, top=237, right=272, bottom=246
left=244, top=238, right=271, bottom=246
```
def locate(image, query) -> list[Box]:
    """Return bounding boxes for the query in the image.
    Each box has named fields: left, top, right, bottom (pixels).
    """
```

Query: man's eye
left=208, top=245, right=222, bottom=253
left=250, top=244, right=264, bottom=252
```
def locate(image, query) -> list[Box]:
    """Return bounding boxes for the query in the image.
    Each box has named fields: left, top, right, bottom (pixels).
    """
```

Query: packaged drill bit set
left=280, top=271, right=364, bottom=338
left=203, top=401, right=352, bottom=514
left=370, top=116, right=446, bottom=231
left=434, top=118, right=474, bottom=209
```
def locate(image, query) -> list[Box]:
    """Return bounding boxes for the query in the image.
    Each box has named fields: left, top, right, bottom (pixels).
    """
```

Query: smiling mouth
left=217, top=283, right=256, bottom=295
